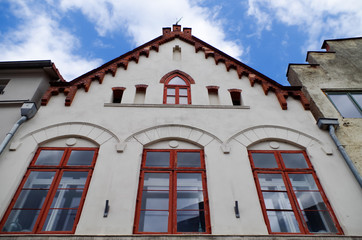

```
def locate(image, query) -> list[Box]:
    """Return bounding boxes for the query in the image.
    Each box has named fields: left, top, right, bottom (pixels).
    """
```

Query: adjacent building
left=0, top=26, right=361, bottom=239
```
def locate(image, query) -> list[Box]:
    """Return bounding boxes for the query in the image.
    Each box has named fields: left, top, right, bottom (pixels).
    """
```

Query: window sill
left=104, top=103, right=250, bottom=109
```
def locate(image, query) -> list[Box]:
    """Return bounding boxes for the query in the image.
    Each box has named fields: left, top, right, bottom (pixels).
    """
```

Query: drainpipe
left=317, top=118, right=362, bottom=188
left=0, top=102, right=37, bottom=155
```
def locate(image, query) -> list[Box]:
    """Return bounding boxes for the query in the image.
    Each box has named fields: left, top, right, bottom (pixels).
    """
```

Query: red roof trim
left=41, top=25, right=309, bottom=110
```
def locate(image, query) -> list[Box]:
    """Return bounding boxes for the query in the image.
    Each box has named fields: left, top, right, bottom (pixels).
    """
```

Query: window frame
left=133, top=149, right=211, bottom=234
left=248, top=150, right=343, bottom=235
left=0, top=147, right=98, bottom=234
left=163, top=75, right=191, bottom=105
left=326, top=91, right=362, bottom=118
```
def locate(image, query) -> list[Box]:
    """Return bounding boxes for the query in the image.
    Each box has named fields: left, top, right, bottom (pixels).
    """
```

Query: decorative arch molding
left=124, top=124, right=221, bottom=147
left=226, top=125, right=330, bottom=152
left=10, top=122, right=120, bottom=150
left=159, top=70, right=195, bottom=84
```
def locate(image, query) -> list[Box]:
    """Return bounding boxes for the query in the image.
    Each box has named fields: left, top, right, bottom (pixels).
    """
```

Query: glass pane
left=177, top=211, right=205, bottom=232
left=50, top=189, right=83, bottom=208
left=302, top=210, right=338, bottom=233
left=34, top=150, right=64, bottom=166
left=141, top=191, right=169, bottom=210
left=295, top=191, right=327, bottom=210
left=167, top=88, right=175, bottom=95
left=138, top=211, right=168, bottom=232
left=177, top=173, right=202, bottom=190
left=166, top=96, right=175, bottom=104
left=58, top=172, right=88, bottom=188
left=252, top=153, right=278, bottom=168
left=262, top=192, right=292, bottom=210
left=179, top=96, right=188, bottom=104
left=67, top=150, right=94, bottom=166
left=2, top=209, right=40, bottom=232
left=281, top=153, right=308, bottom=168
left=14, top=189, right=49, bottom=209
left=179, top=88, right=188, bottom=96
left=145, top=152, right=170, bottom=167
left=257, top=173, right=286, bottom=190
left=42, top=209, right=77, bottom=232
left=267, top=211, right=300, bottom=233
left=23, top=171, right=55, bottom=189
left=168, top=76, right=187, bottom=85
left=328, top=93, right=362, bottom=118
left=177, top=152, right=201, bottom=168
left=177, top=191, right=204, bottom=210
left=143, top=173, right=169, bottom=190
left=288, top=174, right=318, bottom=190
left=351, top=93, right=362, bottom=106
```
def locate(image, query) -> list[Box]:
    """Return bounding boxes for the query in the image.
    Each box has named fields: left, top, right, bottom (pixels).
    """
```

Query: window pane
left=50, top=189, right=83, bottom=209
left=303, top=210, right=338, bottom=233
left=143, top=173, right=169, bottom=190
left=2, top=210, right=40, bottom=232
left=328, top=93, right=362, bottom=118
left=141, top=191, right=169, bottom=210
left=262, top=192, right=292, bottom=210
left=14, top=189, right=49, bottom=209
left=179, top=88, right=188, bottom=96
left=177, top=191, right=204, bottom=210
left=67, top=150, right=94, bottom=166
left=177, top=173, right=202, bottom=190
left=295, top=191, right=327, bottom=210
left=177, top=152, right=201, bottom=168
left=23, top=171, right=55, bottom=189
left=138, top=211, right=168, bottom=232
left=179, top=97, right=188, bottom=104
left=177, top=211, right=205, bottom=232
left=281, top=153, right=308, bottom=168
left=267, top=211, right=300, bottom=233
left=257, top=173, right=286, bottom=190
left=42, top=209, right=77, bottom=232
left=167, top=88, right=175, bottom=95
left=166, top=96, right=175, bottom=104
left=288, top=174, right=318, bottom=190
left=168, top=76, right=187, bottom=85
left=351, top=93, right=362, bottom=106
left=145, top=152, right=170, bottom=167
left=252, top=153, right=278, bottom=168
left=34, top=150, right=64, bottom=166
left=58, top=172, right=88, bottom=188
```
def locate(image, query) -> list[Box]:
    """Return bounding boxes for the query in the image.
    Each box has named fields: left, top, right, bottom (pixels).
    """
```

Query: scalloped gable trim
left=41, top=25, right=309, bottom=110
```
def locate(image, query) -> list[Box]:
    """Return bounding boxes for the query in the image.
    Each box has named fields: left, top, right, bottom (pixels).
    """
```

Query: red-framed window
left=134, top=149, right=211, bottom=234
left=163, top=75, right=191, bottom=104
left=0, top=147, right=98, bottom=234
left=248, top=150, right=343, bottom=235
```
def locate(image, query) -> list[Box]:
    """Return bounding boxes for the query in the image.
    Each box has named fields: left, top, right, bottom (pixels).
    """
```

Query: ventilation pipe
left=0, top=102, right=37, bottom=155
left=317, top=118, right=362, bottom=188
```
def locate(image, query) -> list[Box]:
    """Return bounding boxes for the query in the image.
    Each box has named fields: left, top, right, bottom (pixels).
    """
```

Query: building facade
left=0, top=26, right=361, bottom=239
left=288, top=37, right=362, bottom=176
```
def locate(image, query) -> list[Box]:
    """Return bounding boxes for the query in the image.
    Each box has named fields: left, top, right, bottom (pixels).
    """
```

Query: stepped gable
left=41, top=25, right=309, bottom=110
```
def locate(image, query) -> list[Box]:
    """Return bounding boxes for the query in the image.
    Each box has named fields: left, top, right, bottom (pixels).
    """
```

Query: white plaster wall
left=0, top=39, right=361, bottom=236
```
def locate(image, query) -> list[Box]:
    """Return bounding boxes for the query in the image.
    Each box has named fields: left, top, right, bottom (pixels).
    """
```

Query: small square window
left=0, top=79, right=10, bottom=94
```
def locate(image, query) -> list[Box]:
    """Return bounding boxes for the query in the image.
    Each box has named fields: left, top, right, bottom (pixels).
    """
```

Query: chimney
left=173, top=25, right=181, bottom=32
left=183, top=27, right=192, bottom=36
left=163, top=27, right=171, bottom=35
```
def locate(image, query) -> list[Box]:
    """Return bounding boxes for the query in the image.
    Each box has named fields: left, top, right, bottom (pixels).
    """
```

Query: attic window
left=134, top=85, right=148, bottom=104
left=173, top=45, right=181, bottom=61
left=206, top=86, right=220, bottom=105
left=0, top=79, right=10, bottom=95
left=228, top=89, right=242, bottom=106
left=112, top=87, right=126, bottom=103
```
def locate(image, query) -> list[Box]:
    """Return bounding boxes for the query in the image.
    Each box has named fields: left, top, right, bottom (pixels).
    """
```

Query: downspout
left=0, top=102, right=37, bottom=155
left=317, top=118, right=362, bottom=188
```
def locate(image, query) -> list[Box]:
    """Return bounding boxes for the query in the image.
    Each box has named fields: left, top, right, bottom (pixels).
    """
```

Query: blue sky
left=0, top=0, right=361, bottom=85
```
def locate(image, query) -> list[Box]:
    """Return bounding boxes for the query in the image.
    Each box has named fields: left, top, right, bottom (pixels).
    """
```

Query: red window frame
left=0, top=147, right=98, bottom=234
left=248, top=150, right=343, bottom=235
left=134, top=149, right=211, bottom=234
left=163, top=75, right=191, bottom=105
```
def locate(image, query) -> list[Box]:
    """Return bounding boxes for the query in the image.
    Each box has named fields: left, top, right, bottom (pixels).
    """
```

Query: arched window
left=163, top=75, right=191, bottom=105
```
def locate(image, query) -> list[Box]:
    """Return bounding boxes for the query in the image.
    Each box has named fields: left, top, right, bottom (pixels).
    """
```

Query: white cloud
left=247, top=0, right=362, bottom=51
left=59, top=0, right=244, bottom=59
left=0, top=0, right=102, bottom=80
